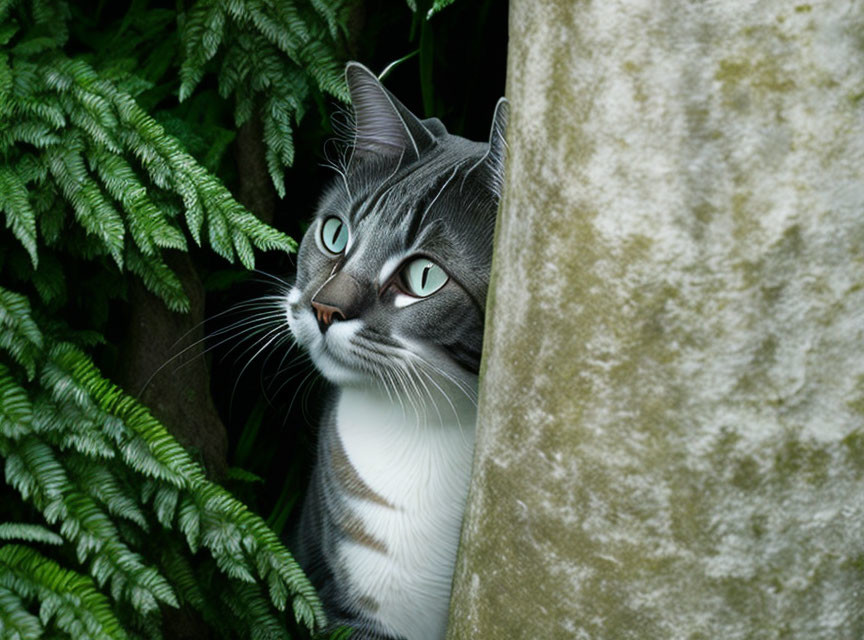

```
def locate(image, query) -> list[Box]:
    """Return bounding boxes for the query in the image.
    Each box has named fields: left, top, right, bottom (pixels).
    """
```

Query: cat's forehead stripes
left=348, top=157, right=427, bottom=225
left=343, top=158, right=477, bottom=262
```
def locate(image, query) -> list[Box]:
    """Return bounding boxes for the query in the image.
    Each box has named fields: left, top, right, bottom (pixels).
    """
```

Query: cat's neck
left=333, top=380, right=477, bottom=508
left=337, top=376, right=477, bottom=431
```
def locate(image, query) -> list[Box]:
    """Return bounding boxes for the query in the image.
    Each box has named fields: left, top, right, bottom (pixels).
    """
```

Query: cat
left=286, top=61, right=507, bottom=640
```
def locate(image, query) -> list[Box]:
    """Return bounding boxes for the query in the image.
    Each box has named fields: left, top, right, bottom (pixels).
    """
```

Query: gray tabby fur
left=286, top=62, right=507, bottom=640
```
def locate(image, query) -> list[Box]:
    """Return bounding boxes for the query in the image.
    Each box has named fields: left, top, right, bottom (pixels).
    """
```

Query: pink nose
left=311, top=301, right=345, bottom=329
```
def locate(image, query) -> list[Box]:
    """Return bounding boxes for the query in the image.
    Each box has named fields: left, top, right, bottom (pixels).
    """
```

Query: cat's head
left=285, top=62, right=507, bottom=395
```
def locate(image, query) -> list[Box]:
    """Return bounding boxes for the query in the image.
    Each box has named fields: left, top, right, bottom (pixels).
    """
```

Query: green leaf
left=0, top=544, right=129, bottom=639
left=0, top=286, right=43, bottom=379
left=124, top=247, right=190, bottom=313
left=427, top=0, right=458, bottom=19
left=225, top=467, right=265, bottom=484
left=0, top=364, right=33, bottom=439
left=0, top=166, right=39, bottom=267
left=0, top=523, right=63, bottom=546
left=0, top=586, right=43, bottom=638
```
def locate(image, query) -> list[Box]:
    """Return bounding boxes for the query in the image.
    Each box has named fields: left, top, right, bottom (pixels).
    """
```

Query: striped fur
left=287, top=63, right=507, bottom=640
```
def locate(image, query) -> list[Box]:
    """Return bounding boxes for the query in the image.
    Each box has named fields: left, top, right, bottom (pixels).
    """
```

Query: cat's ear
left=480, top=98, right=510, bottom=199
left=345, top=62, right=436, bottom=162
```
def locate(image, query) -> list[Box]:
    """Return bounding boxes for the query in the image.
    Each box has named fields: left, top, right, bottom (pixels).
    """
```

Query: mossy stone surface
left=448, top=1, right=864, bottom=638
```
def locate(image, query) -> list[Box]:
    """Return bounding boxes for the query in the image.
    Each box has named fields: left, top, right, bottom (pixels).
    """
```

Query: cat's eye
left=402, top=258, right=448, bottom=297
left=320, top=217, right=348, bottom=254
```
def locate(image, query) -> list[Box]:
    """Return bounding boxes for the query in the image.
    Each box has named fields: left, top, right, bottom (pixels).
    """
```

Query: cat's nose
left=311, top=301, right=345, bottom=332
left=310, top=271, right=367, bottom=333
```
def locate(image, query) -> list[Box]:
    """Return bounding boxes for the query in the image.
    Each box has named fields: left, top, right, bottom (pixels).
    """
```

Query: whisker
left=268, top=354, right=315, bottom=401
left=165, top=294, right=286, bottom=352
left=410, top=352, right=478, bottom=406
left=284, top=366, right=322, bottom=420
left=220, top=318, right=287, bottom=364
left=252, top=269, right=294, bottom=289
left=230, top=325, right=293, bottom=406
left=139, top=300, right=288, bottom=395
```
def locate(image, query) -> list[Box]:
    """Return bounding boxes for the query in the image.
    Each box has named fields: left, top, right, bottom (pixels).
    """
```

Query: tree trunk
left=448, top=2, right=864, bottom=638
left=234, top=114, right=276, bottom=226
left=120, top=251, right=228, bottom=481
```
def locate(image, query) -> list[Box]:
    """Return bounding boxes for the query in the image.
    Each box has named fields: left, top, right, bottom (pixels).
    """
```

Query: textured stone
left=447, top=1, right=864, bottom=638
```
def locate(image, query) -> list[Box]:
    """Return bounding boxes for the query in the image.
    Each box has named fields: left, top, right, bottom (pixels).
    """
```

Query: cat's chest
left=335, top=389, right=476, bottom=508
left=333, top=388, right=476, bottom=640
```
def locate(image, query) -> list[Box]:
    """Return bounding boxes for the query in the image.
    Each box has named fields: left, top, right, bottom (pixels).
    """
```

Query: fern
left=2, top=36, right=296, bottom=312
left=0, top=544, right=128, bottom=640
left=179, top=0, right=352, bottom=194
left=0, top=523, right=63, bottom=546
left=0, top=290, right=325, bottom=634
left=427, top=0, right=457, bottom=19
left=0, top=0, right=325, bottom=634
left=0, top=166, right=40, bottom=268
left=0, top=288, right=43, bottom=380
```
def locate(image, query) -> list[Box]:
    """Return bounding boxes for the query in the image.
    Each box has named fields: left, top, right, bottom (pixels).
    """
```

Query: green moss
left=669, top=476, right=715, bottom=549
left=846, top=375, right=864, bottom=416
left=772, top=438, right=831, bottom=485
left=841, top=431, right=864, bottom=473
left=456, top=1, right=864, bottom=637
left=848, top=553, right=864, bottom=573
left=730, top=191, right=761, bottom=244
left=731, top=455, right=761, bottom=490
left=715, top=52, right=796, bottom=108
left=847, top=395, right=864, bottom=416
left=750, top=512, right=768, bottom=540
left=753, top=335, right=778, bottom=366
left=623, top=60, right=648, bottom=104
left=692, top=201, right=716, bottom=226
left=760, top=284, right=784, bottom=305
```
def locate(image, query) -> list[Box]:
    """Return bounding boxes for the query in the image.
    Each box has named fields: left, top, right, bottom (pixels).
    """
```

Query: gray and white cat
left=286, top=62, right=507, bottom=640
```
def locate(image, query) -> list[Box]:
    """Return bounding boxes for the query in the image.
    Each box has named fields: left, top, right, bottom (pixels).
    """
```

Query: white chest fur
left=335, top=387, right=477, bottom=640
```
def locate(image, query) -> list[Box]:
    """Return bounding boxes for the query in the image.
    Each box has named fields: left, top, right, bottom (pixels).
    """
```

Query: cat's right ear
left=480, top=98, right=510, bottom=199
left=345, top=62, right=435, bottom=163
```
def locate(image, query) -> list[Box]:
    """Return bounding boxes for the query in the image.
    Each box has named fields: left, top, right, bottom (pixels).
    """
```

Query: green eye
left=321, top=217, right=348, bottom=254
left=403, top=258, right=448, bottom=297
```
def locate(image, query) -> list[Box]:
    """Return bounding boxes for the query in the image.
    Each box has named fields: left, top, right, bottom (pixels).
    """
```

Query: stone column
left=448, top=2, right=864, bottom=638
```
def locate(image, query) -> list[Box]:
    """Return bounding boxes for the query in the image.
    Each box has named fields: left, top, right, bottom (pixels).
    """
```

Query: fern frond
left=0, top=166, right=39, bottom=268
left=124, top=248, right=190, bottom=313
left=299, top=38, right=347, bottom=101
left=40, top=342, right=325, bottom=624
left=0, top=523, right=63, bottom=546
left=0, top=585, right=44, bottom=639
left=176, top=494, right=201, bottom=553
left=178, top=0, right=226, bottom=101
left=177, top=0, right=350, bottom=192
left=0, top=363, right=33, bottom=439
left=0, top=544, right=128, bottom=640
left=427, top=0, right=457, bottom=18
left=31, top=253, right=67, bottom=305
left=44, top=143, right=125, bottom=268
left=4, top=435, right=68, bottom=510
left=65, top=455, right=147, bottom=529
left=0, top=287, right=43, bottom=379
left=152, top=485, right=179, bottom=529
left=91, top=150, right=186, bottom=256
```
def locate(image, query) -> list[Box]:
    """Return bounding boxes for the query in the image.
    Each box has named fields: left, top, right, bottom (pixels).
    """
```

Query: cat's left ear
left=345, top=61, right=436, bottom=162
left=480, top=98, right=509, bottom=199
